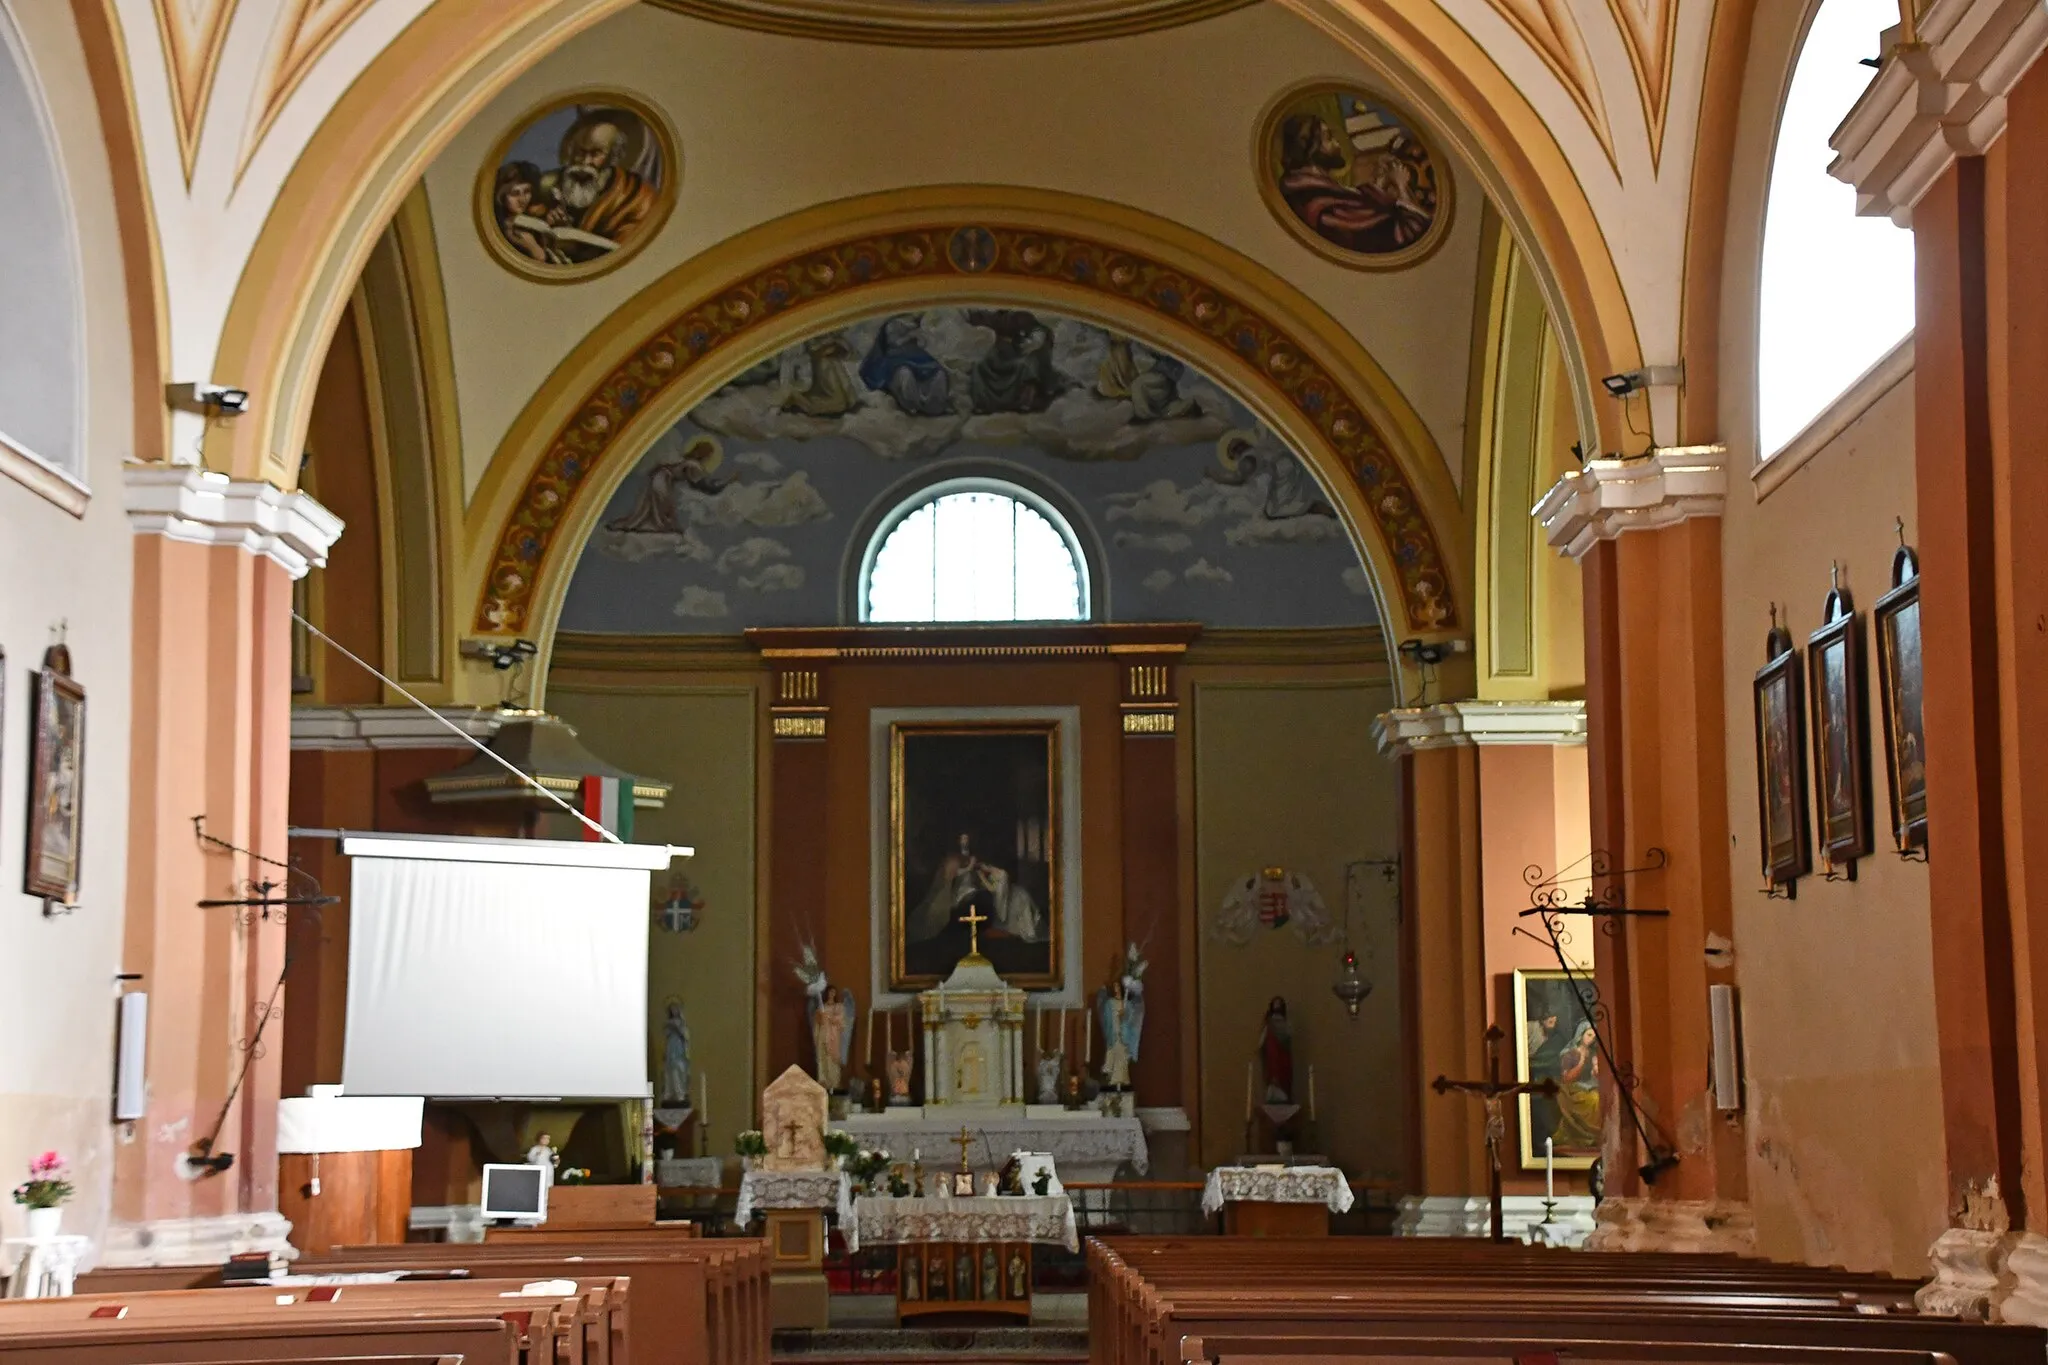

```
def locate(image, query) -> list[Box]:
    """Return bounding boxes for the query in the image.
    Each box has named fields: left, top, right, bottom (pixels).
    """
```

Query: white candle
left=865, top=1008, right=874, bottom=1069
left=701, top=1072, right=710, bottom=1130
left=1545, top=1137, right=1555, bottom=1200
left=1084, top=1002, right=1092, bottom=1062
left=1245, top=1060, right=1254, bottom=1120
left=1309, top=1065, right=1317, bottom=1121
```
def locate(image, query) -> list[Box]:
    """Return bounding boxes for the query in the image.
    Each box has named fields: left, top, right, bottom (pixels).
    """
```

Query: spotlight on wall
left=1599, top=364, right=1684, bottom=398
left=1397, top=637, right=1471, bottom=668
left=460, top=638, right=540, bottom=671
left=165, top=382, right=251, bottom=416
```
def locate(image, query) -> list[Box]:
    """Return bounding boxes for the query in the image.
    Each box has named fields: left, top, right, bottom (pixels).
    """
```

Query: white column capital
left=1372, top=700, right=1587, bottom=756
left=1831, top=0, right=2048, bottom=224
left=1533, top=445, right=1726, bottom=561
left=123, top=464, right=344, bottom=580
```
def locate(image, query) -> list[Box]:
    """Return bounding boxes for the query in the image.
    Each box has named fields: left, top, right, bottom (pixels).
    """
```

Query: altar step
left=771, top=1325, right=1089, bottom=1363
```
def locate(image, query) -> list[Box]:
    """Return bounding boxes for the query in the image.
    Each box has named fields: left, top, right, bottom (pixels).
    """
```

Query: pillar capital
left=1830, top=0, right=2048, bottom=224
left=1534, top=445, right=1726, bottom=561
left=1372, top=700, right=1587, bottom=756
left=123, top=463, right=343, bottom=579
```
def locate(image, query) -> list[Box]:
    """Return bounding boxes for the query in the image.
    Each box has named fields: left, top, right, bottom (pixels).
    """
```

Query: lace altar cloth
left=735, top=1169, right=853, bottom=1227
left=845, top=1194, right=1078, bottom=1254
left=1200, top=1165, right=1355, bottom=1216
left=837, top=1114, right=1148, bottom=1177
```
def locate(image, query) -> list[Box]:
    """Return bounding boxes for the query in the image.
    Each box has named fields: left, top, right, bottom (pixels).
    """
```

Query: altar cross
left=958, top=903, right=989, bottom=961
left=951, top=1125, right=976, bottom=1173
left=1432, top=1024, right=1558, bottom=1243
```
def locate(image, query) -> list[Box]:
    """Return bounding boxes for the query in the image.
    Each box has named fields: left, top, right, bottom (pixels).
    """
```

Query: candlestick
left=1309, top=1064, right=1316, bottom=1121
left=864, top=1007, right=874, bottom=1071
left=1084, top=1000, right=1092, bottom=1062
left=1544, top=1137, right=1555, bottom=1201
left=701, top=1072, right=709, bottom=1131
left=1245, top=1060, right=1254, bottom=1121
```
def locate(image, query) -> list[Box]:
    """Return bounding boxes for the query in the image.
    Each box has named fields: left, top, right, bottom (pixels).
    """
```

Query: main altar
left=843, top=930, right=1149, bottom=1183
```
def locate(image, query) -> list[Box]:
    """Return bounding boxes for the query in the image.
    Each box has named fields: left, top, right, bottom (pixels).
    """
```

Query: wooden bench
left=302, top=1231, right=766, bottom=1365
left=0, top=1313, right=520, bottom=1365
left=1087, top=1238, right=2042, bottom=1365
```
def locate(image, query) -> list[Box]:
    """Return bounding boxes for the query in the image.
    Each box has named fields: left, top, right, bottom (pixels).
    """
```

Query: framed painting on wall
left=1753, top=615, right=1811, bottom=895
left=25, top=643, right=85, bottom=903
left=1807, top=578, right=1873, bottom=876
left=1512, top=968, right=1601, bottom=1171
left=1255, top=83, right=1454, bottom=271
left=1874, top=544, right=1927, bottom=855
left=888, top=720, right=1062, bottom=991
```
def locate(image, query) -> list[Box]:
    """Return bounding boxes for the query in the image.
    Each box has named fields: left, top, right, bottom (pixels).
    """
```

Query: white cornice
left=291, top=704, right=507, bottom=752
left=1831, top=0, right=2048, bottom=223
left=1372, top=700, right=1588, bottom=756
left=123, top=463, right=344, bottom=579
left=1533, top=445, right=1727, bottom=561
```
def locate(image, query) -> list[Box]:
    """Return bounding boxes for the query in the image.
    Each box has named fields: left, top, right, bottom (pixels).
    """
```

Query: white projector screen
left=342, top=842, right=653, bottom=1098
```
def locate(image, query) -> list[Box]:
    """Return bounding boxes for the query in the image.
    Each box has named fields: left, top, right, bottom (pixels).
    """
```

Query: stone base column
left=1586, top=1196, right=1755, bottom=1254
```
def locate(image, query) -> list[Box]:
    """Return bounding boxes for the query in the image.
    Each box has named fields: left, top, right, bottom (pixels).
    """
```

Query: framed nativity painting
left=1754, top=618, right=1811, bottom=895
left=1874, top=545, right=1927, bottom=854
left=1807, top=580, right=1873, bottom=876
left=1513, top=969, right=1601, bottom=1171
left=888, top=720, right=1062, bottom=991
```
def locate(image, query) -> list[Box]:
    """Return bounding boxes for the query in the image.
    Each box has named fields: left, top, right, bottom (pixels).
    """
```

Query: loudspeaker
left=1709, top=983, right=1742, bottom=1112
left=114, top=991, right=148, bottom=1121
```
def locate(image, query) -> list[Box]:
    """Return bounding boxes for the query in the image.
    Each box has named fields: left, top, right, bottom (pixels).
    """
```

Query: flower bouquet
left=844, top=1146, right=891, bottom=1193
left=12, top=1151, right=74, bottom=1240
left=734, top=1130, right=768, bottom=1171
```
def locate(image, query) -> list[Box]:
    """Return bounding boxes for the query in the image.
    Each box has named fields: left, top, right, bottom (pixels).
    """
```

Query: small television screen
left=481, top=1163, right=547, bottom=1222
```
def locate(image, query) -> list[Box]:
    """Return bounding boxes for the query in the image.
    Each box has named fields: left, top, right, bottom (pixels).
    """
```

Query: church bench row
left=1086, top=1239, right=2045, bottom=1365
left=0, top=1275, right=620, bottom=1365
left=300, top=1230, right=768, bottom=1365
left=1179, top=1333, right=1962, bottom=1365
left=0, top=1308, right=520, bottom=1365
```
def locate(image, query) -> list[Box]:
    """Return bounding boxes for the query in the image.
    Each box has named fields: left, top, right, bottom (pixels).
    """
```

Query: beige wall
left=420, top=3, right=1482, bottom=505
left=1720, top=371, right=1944, bottom=1277
left=1191, top=679, right=1403, bottom=1176
left=0, top=1, right=137, bottom=1247
left=545, top=684, right=761, bottom=1159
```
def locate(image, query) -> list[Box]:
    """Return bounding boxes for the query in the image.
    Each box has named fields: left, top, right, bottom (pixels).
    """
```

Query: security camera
left=166, top=382, right=251, bottom=416
left=1398, top=638, right=1472, bottom=667
left=1600, top=364, right=1684, bottom=398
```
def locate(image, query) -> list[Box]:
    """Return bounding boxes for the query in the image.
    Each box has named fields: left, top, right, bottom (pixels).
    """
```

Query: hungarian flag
left=578, top=775, right=634, bottom=841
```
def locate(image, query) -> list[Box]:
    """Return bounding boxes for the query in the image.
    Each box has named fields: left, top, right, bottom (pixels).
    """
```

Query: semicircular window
left=863, top=480, right=1089, bottom=623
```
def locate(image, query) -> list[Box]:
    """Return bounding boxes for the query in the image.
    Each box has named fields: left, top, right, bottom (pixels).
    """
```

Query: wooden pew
left=0, top=1314, right=520, bottom=1365
left=302, top=1231, right=766, bottom=1365
left=1087, top=1238, right=2041, bottom=1365
left=1181, top=1335, right=1960, bottom=1365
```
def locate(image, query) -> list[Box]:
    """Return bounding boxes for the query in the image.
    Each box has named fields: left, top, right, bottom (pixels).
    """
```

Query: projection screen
left=340, top=835, right=665, bottom=1098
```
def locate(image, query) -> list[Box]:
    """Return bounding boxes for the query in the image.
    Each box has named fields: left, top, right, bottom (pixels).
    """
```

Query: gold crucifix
left=958, top=903, right=990, bottom=964
left=951, top=1125, right=976, bottom=1173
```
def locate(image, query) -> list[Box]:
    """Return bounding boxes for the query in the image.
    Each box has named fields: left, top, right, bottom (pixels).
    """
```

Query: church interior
left=2, top=0, right=2044, bottom=1356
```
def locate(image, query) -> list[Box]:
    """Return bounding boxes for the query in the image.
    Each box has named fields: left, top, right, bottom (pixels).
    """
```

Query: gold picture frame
left=1253, top=82, right=1455, bottom=272
left=473, top=89, right=680, bottom=285
left=1512, top=968, right=1601, bottom=1171
left=888, top=720, right=1062, bottom=991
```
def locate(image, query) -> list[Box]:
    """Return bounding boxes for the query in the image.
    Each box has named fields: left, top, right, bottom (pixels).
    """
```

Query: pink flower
left=28, top=1152, right=63, bottom=1177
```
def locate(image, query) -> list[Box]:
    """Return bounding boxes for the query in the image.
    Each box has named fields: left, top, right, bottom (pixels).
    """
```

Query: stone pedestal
left=1585, top=1197, right=1754, bottom=1254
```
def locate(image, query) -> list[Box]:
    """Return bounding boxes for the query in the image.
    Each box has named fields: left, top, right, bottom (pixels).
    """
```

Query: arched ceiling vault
left=457, top=187, right=1468, bottom=693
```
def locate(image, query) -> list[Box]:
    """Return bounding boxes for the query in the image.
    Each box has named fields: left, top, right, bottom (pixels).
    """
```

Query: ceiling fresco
left=559, top=305, right=1378, bottom=633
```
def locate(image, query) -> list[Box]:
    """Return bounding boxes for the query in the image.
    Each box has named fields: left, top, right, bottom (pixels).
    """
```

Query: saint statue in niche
left=659, top=999, right=692, bottom=1107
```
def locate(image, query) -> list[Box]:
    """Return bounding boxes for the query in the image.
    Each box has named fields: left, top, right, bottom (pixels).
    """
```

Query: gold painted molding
left=1605, top=0, right=1678, bottom=168
left=238, top=0, right=380, bottom=185
left=461, top=186, right=1468, bottom=666
left=642, top=0, right=1255, bottom=47
left=1482, top=0, right=1617, bottom=168
left=149, top=0, right=237, bottom=180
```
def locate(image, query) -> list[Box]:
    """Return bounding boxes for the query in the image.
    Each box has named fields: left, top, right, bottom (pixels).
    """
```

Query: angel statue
left=794, top=943, right=855, bottom=1093
left=886, top=1048, right=915, bottom=1106
left=1035, top=1049, right=1066, bottom=1105
left=1096, top=944, right=1148, bottom=1093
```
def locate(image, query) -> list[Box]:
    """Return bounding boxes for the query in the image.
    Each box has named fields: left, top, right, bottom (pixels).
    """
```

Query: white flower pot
left=25, top=1206, right=61, bottom=1240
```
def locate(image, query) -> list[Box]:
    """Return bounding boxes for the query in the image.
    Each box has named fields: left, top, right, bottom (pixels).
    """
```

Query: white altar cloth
left=1201, top=1165, right=1354, bottom=1215
left=735, top=1169, right=852, bottom=1227
left=846, top=1194, right=1077, bottom=1254
left=838, top=1113, right=1147, bottom=1183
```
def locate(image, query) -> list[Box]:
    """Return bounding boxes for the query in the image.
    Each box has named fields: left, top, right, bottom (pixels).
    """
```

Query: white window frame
left=858, top=476, right=1092, bottom=624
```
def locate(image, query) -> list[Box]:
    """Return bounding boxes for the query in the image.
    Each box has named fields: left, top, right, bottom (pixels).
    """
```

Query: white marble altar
left=840, top=1111, right=1146, bottom=1185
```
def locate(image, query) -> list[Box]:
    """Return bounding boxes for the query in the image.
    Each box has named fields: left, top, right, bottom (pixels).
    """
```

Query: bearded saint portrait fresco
left=1258, top=85, right=1451, bottom=270
left=476, top=92, right=678, bottom=281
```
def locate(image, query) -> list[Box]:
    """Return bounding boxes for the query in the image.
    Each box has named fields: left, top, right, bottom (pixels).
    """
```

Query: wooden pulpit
left=276, top=1089, right=423, bottom=1255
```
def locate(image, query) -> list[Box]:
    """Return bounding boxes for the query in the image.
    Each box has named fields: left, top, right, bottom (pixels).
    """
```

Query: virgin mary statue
left=907, top=833, right=1044, bottom=947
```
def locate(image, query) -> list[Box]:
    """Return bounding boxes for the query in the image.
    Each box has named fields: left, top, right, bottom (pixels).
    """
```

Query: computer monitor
left=480, top=1163, right=548, bottom=1225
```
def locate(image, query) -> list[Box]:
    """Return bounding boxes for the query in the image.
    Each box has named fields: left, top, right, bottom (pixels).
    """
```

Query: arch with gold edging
left=456, top=188, right=1466, bottom=680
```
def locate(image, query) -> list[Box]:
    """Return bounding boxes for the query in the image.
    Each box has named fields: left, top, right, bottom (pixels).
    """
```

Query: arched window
left=1757, top=0, right=1915, bottom=457
left=862, top=479, right=1089, bottom=623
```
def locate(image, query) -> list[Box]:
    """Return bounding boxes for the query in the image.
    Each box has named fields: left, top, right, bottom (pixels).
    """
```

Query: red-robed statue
left=1258, top=996, right=1294, bottom=1104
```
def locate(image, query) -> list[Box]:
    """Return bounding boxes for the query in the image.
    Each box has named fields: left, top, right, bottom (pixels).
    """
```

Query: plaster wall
left=418, top=3, right=1482, bottom=504
left=0, top=1, right=138, bottom=1247
left=544, top=684, right=760, bottom=1160
left=1191, top=678, right=1402, bottom=1177
left=1720, top=373, right=1943, bottom=1276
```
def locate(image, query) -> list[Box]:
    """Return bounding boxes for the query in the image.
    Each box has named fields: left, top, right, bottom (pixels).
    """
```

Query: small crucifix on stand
left=958, top=903, right=990, bottom=963
left=949, top=1125, right=977, bottom=1195
left=1432, top=1024, right=1557, bottom=1244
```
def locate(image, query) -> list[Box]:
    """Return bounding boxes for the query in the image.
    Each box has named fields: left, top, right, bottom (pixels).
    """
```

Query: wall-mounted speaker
left=1709, top=983, right=1742, bottom=1112
left=114, top=991, right=148, bottom=1122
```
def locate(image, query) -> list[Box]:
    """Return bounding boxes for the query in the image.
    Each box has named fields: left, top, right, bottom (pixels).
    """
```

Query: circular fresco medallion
left=474, top=90, right=680, bottom=283
left=1255, top=84, right=1453, bottom=271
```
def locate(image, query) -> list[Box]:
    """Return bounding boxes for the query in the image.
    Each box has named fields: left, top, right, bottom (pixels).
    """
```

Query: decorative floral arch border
left=472, top=222, right=1459, bottom=636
